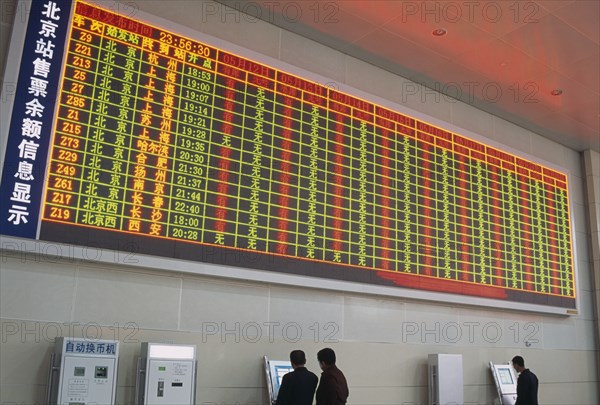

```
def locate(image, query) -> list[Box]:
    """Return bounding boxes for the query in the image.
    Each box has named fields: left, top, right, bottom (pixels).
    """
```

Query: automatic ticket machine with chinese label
left=136, top=343, right=197, bottom=405
left=263, top=356, right=294, bottom=405
left=489, top=362, right=518, bottom=405
left=46, top=337, right=119, bottom=405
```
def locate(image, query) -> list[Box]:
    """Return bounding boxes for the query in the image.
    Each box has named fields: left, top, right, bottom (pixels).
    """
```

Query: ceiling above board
left=215, top=0, right=599, bottom=152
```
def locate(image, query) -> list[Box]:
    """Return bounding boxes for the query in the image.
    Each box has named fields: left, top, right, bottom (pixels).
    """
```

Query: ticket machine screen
left=264, top=357, right=295, bottom=404
left=498, top=368, right=514, bottom=385
left=273, top=364, right=294, bottom=392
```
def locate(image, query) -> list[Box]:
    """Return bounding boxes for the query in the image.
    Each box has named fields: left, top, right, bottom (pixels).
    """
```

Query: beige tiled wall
left=1, top=251, right=598, bottom=403
left=1, top=1, right=598, bottom=404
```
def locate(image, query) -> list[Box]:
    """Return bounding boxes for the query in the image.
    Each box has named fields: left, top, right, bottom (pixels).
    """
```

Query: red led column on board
left=518, top=172, right=534, bottom=290
left=488, top=164, right=505, bottom=287
left=212, top=77, right=237, bottom=241
left=456, top=153, right=473, bottom=282
left=331, top=113, right=346, bottom=254
left=375, top=113, right=394, bottom=271
left=417, top=130, right=435, bottom=276
left=545, top=183, right=560, bottom=295
left=275, top=96, right=295, bottom=255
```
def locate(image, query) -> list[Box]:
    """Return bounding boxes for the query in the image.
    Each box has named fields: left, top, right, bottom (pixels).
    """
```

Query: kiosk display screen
left=0, top=0, right=576, bottom=311
left=273, top=364, right=294, bottom=391
left=264, top=358, right=294, bottom=402
left=498, top=368, right=514, bottom=385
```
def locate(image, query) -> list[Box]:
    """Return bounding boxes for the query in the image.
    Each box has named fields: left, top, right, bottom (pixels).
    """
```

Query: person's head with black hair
left=317, top=348, right=336, bottom=369
left=290, top=350, right=307, bottom=368
left=512, top=355, right=525, bottom=372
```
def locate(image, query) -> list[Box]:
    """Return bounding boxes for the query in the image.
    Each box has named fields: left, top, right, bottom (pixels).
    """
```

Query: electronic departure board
left=0, top=0, right=576, bottom=311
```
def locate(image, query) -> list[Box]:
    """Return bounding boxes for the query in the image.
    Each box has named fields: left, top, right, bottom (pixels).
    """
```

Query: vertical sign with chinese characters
left=0, top=0, right=72, bottom=238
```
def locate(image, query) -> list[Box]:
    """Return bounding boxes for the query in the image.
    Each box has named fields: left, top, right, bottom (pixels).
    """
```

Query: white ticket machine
left=489, top=362, right=518, bottom=405
left=263, top=356, right=294, bottom=405
left=136, top=343, right=197, bottom=405
left=428, top=353, right=464, bottom=405
left=47, top=337, right=119, bottom=405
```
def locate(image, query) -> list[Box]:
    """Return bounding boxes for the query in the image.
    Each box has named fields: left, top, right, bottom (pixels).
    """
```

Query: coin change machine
left=263, top=356, right=294, bottom=405
left=47, top=337, right=119, bottom=405
left=136, top=343, right=197, bottom=405
left=489, top=362, right=518, bottom=405
left=428, top=353, right=464, bottom=405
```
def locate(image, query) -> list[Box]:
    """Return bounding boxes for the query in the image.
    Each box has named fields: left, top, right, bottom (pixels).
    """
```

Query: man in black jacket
left=512, top=355, right=539, bottom=405
left=315, top=348, right=349, bottom=405
left=275, top=350, right=318, bottom=405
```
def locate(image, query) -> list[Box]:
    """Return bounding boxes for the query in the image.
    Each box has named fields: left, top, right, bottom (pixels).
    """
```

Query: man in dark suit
left=275, top=350, right=318, bottom=405
left=512, top=355, right=539, bottom=405
left=315, top=348, right=349, bottom=405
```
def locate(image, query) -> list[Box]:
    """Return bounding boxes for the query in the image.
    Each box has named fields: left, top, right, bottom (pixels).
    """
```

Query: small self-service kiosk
left=46, top=337, right=119, bottom=405
left=428, top=353, right=463, bottom=405
left=263, top=356, right=294, bottom=405
left=489, top=362, right=518, bottom=405
left=136, top=343, right=197, bottom=405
